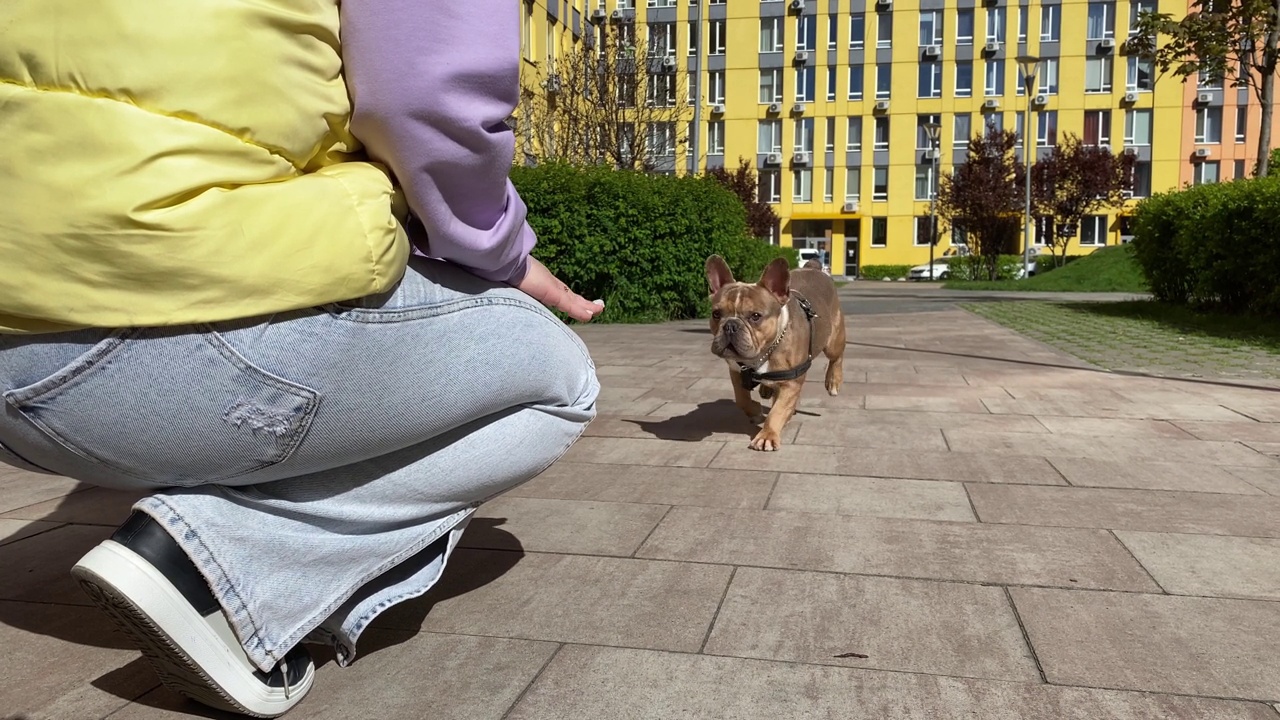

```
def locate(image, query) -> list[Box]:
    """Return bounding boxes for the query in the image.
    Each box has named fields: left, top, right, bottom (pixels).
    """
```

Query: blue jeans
left=0, top=258, right=599, bottom=672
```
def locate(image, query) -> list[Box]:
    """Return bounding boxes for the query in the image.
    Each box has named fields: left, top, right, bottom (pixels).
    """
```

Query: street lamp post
left=922, top=122, right=942, bottom=280
left=1016, top=55, right=1041, bottom=280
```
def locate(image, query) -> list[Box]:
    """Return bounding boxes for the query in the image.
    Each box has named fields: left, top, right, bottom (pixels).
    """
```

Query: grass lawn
left=943, top=245, right=1149, bottom=293
left=964, top=300, right=1280, bottom=379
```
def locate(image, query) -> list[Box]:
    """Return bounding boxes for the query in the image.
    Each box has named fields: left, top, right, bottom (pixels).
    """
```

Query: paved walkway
left=2, top=303, right=1279, bottom=719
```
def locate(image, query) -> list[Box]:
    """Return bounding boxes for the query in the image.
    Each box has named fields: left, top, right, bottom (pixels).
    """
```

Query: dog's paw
left=749, top=429, right=782, bottom=451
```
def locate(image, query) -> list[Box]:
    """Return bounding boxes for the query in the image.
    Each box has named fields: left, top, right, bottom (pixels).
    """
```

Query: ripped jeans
left=0, top=257, right=599, bottom=672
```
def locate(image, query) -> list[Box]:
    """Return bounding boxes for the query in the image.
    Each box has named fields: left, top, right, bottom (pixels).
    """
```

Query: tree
left=1131, top=0, right=1280, bottom=176
left=704, top=158, right=781, bottom=241
left=1031, top=134, right=1136, bottom=267
left=515, top=17, right=692, bottom=172
left=937, top=124, right=1025, bottom=280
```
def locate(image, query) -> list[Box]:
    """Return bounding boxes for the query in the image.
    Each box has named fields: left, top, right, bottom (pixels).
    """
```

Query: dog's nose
left=722, top=319, right=739, bottom=335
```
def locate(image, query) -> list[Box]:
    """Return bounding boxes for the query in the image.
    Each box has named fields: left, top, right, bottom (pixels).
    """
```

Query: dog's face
left=705, top=255, right=791, bottom=361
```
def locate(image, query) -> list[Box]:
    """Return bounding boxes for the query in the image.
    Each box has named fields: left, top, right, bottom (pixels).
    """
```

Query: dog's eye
left=750, top=312, right=763, bottom=323
left=711, top=310, right=722, bottom=320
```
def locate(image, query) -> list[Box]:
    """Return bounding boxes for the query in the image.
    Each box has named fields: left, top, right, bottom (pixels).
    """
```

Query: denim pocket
left=3, top=327, right=319, bottom=486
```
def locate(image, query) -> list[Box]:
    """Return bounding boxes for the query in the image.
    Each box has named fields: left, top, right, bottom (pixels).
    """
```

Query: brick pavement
left=2, top=303, right=1279, bottom=719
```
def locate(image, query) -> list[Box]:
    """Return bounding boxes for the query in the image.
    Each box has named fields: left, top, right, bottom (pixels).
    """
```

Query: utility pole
left=1017, top=56, right=1041, bottom=279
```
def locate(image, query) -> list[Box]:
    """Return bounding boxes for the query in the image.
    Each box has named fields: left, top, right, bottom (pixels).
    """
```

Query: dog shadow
left=625, top=399, right=761, bottom=441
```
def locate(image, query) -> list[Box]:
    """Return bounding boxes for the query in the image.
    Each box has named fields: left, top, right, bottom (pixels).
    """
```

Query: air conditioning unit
left=662, top=56, right=677, bottom=69
left=795, top=50, right=810, bottom=63
left=1121, top=190, right=1135, bottom=199
left=1197, top=92, right=1213, bottom=104
left=793, top=151, right=812, bottom=165
left=923, top=148, right=941, bottom=160
left=590, top=8, right=607, bottom=22
left=792, top=102, right=807, bottom=114
left=842, top=200, right=860, bottom=213
left=545, top=74, right=563, bottom=93
left=983, top=98, right=1000, bottom=109
left=765, top=152, right=783, bottom=165
left=710, top=103, right=726, bottom=114
left=1193, top=147, right=1211, bottom=158
left=767, top=102, right=782, bottom=113
left=610, top=9, right=624, bottom=21
left=1098, top=38, right=1116, bottom=50
left=984, top=41, right=1001, bottom=53
left=924, top=45, right=941, bottom=57
left=1123, top=147, right=1139, bottom=156
left=1033, top=94, right=1048, bottom=105
left=874, top=99, right=890, bottom=111
left=790, top=0, right=806, bottom=10
left=876, top=0, right=892, bottom=7
left=1123, top=91, right=1139, bottom=103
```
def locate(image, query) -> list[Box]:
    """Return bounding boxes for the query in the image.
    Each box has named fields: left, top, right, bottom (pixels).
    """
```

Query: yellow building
left=517, top=0, right=1272, bottom=276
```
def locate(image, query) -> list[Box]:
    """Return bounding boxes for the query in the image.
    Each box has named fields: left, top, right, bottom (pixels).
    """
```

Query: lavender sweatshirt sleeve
left=339, top=0, right=535, bottom=285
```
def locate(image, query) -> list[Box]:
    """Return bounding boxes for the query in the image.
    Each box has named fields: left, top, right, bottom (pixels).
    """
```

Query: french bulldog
left=705, top=255, right=846, bottom=451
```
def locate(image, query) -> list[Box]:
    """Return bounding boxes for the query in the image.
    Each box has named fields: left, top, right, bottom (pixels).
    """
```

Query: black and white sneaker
left=71, top=512, right=313, bottom=718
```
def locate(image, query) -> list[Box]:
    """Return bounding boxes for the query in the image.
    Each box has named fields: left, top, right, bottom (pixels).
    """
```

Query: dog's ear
left=705, top=255, right=735, bottom=294
left=758, top=257, right=791, bottom=305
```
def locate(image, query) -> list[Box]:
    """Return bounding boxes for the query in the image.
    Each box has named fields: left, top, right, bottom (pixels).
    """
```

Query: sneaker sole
left=72, top=541, right=312, bottom=718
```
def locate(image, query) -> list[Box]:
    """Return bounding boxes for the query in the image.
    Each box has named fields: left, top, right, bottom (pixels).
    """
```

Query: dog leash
left=737, top=291, right=819, bottom=392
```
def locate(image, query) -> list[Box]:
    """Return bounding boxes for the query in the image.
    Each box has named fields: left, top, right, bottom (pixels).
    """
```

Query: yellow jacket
left=0, top=0, right=410, bottom=334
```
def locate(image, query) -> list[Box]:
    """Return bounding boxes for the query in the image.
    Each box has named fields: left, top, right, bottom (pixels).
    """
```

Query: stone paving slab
left=4, top=301, right=1280, bottom=718
left=1011, top=588, right=1280, bottom=702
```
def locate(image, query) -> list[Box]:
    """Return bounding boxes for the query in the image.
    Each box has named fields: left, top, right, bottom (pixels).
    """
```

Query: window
left=1127, top=57, right=1154, bottom=91
left=1125, top=109, right=1152, bottom=145
left=914, top=215, right=936, bottom=245
left=647, top=74, right=676, bottom=107
left=873, top=116, right=890, bottom=150
left=847, top=117, right=863, bottom=151
left=1080, top=214, right=1108, bottom=246
left=616, top=73, right=638, bottom=108
left=709, top=70, right=726, bottom=104
left=1198, top=68, right=1224, bottom=89
left=709, top=19, right=726, bottom=54
left=522, top=1, right=534, bottom=62
left=917, top=114, right=942, bottom=149
left=845, top=167, right=862, bottom=201
left=954, top=113, right=972, bottom=147
left=1195, top=107, right=1223, bottom=143
left=758, top=119, right=782, bottom=154
left=1236, top=106, right=1248, bottom=143
left=647, top=0, right=675, bottom=6
left=827, top=66, right=837, bottom=101
left=1129, top=0, right=1156, bottom=36
left=760, top=68, right=783, bottom=103
left=760, top=17, right=784, bottom=53
left=828, top=14, right=839, bottom=49
left=871, top=217, right=888, bottom=246
left=1034, top=216, right=1055, bottom=246
left=796, top=14, right=817, bottom=51
left=919, top=10, right=942, bottom=46
left=1037, top=110, right=1058, bottom=146
left=1018, top=6, right=1029, bottom=42
left=955, top=62, right=974, bottom=97
left=545, top=17, right=556, bottom=66
left=759, top=169, right=781, bottom=203
left=918, top=62, right=943, bottom=98
left=986, top=6, right=1006, bottom=42
left=648, top=22, right=675, bottom=58
left=1235, top=159, right=1247, bottom=179
left=877, top=11, right=893, bottom=48
left=914, top=166, right=935, bottom=201
left=1084, top=110, right=1112, bottom=146
left=876, top=64, right=892, bottom=98
left=648, top=122, right=675, bottom=156
left=688, top=21, right=698, bottom=56
left=1015, top=112, right=1026, bottom=148
left=1131, top=161, right=1152, bottom=196
left=825, top=117, right=837, bottom=152
left=1087, top=2, right=1115, bottom=39
left=795, top=66, right=816, bottom=102
left=985, top=59, right=1005, bottom=96
left=1085, top=56, right=1113, bottom=93
left=1194, top=161, right=1220, bottom=185
left=873, top=166, right=889, bottom=200
left=1041, top=5, right=1061, bottom=41
left=824, top=168, right=835, bottom=202
left=793, top=169, right=813, bottom=202
left=850, top=13, right=865, bottom=49
left=848, top=65, right=865, bottom=99
left=1039, top=58, right=1060, bottom=95
left=987, top=113, right=1005, bottom=133
left=708, top=121, right=725, bottom=155
left=794, top=118, right=815, bottom=153
left=956, top=9, right=975, bottom=44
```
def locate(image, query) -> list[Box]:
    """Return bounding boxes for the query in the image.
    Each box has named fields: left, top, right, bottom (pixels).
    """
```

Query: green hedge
left=859, top=265, right=913, bottom=280
left=947, top=254, right=1028, bottom=281
left=1132, top=176, right=1280, bottom=316
left=511, top=162, right=797, bottom=323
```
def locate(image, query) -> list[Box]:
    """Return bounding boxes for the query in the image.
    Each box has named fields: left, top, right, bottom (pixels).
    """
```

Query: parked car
left=907, top=255, right=957, bottom=281
left=796, top=249, right=831, bottom=273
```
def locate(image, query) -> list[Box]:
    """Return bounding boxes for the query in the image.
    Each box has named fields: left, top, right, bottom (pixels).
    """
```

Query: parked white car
left=907, top=256, right=957, bottom=281
left=797, top=248, right=831, bottom=273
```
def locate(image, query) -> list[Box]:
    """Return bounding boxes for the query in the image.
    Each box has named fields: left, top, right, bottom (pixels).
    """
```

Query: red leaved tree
left=705, top=157, right=781, bottom=241
left=937, top=124, right=1025, bottom=280
left=1031, top=134, right=1137, bottom=268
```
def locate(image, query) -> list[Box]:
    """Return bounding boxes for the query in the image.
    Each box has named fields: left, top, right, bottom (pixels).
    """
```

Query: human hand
left=515, top=257, right=605, bottom=322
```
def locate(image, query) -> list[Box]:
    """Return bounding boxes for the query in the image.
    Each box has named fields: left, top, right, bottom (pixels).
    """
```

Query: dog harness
left=737, top=292, right=819, bottom=392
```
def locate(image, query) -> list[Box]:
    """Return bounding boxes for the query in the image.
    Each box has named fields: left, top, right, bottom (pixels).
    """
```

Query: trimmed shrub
left=947, top=254, right=1027, bottom=281
left=1132, top=176, right=1280, bottom=316
left=511, top=162, right=796, bottom=323
left=859, top=265, right=913, bottom=280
